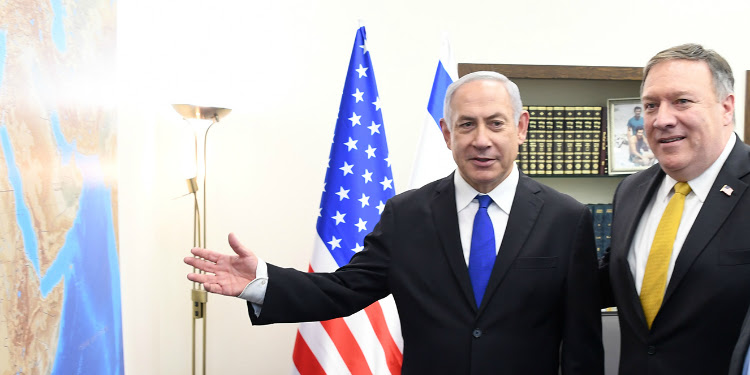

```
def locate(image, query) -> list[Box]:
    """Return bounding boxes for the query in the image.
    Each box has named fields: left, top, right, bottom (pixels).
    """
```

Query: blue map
left=0, top=0, right=122, bottom=373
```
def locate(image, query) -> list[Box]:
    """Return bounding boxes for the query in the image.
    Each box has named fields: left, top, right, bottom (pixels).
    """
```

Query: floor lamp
left=172, top=104, right=232, bottom=375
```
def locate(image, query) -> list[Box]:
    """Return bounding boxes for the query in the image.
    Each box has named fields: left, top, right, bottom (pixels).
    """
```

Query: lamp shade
left=172, top=104, right=232, bottom=122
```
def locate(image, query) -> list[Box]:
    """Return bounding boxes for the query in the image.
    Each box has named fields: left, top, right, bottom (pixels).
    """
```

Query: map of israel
left=0, top=0, right=121, bottom=373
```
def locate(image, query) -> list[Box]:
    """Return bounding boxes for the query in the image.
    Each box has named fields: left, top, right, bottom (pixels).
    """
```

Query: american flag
left=291, top=26, right=403, bottom=375
left=408, top=34, right=458, bottom=189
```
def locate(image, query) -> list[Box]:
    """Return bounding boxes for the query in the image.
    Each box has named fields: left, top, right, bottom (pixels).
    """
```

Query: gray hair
left=642, top=43, right=734, bottom=101
left=443, top=71, right=523, bottom=130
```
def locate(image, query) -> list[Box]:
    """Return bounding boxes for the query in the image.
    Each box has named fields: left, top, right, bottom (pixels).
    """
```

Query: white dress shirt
left=628, top=135, right=735, bottom=295
left=454, top=165, right=519, bottom=265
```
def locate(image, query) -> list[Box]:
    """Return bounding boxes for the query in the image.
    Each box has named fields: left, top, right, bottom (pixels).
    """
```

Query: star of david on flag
left=291, top=26, right=403, bottom=375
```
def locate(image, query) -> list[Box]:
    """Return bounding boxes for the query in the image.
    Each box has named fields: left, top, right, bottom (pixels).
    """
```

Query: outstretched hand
left=184, top=232, right=258, bottom=296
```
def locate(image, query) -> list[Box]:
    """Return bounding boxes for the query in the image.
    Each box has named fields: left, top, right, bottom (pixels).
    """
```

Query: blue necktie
left=743, top=342, right=750, bottom=375
left=469, top=195, right=496, bottom=307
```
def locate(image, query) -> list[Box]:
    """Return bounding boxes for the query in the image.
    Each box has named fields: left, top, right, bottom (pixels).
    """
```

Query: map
left=0, top=0, right=121, bottom=374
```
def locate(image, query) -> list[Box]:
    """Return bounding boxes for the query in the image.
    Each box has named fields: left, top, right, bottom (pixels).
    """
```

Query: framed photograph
left=607, top=98, right=657, bottom=175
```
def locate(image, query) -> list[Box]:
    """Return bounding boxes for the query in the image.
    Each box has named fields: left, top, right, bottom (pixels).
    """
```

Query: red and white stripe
left=291, top=236, right=403, bottom=375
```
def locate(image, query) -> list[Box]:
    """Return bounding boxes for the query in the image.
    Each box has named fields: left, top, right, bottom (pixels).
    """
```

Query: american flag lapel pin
left=720, top=184, right=734, bottom=196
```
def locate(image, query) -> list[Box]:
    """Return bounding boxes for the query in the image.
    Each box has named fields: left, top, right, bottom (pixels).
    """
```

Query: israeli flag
left=408, top=34, right=458, bottom=189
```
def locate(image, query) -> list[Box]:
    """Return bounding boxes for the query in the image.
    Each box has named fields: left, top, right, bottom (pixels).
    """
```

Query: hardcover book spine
left=581, top=106, right=594, bottom=175
left=544, top=106, right=555, bottom=176
left=535, top=106, right=548, bottom=175
left=563, top=106, right=576, bottom=175
left=599, top=107, right=609, bottom=175
left=552, top=106, right=565, bottom=175
left=591, top=106, right=603, bottom=175
left=573, top=106, right=584, bottom=175
left=527, top=106, right=540, bottom=175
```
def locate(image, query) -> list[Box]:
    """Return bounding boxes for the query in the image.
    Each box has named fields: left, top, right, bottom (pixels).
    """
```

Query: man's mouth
left=659, top=136, right=685, bottom=144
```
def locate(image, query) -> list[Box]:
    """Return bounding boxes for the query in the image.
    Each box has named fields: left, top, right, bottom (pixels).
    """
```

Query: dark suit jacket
left=251, top=173, right=604, bottom=375
left=600, top=135, right=750, bottom=375
left=729, top=304, right=750, bottom=375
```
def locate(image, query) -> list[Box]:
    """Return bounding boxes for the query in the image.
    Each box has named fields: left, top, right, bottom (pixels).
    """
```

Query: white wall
left=117, top=0, right=750, bottom=373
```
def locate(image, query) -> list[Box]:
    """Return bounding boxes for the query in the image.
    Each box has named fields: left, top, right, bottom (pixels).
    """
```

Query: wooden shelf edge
left=458, top=63, right=643, bottom=81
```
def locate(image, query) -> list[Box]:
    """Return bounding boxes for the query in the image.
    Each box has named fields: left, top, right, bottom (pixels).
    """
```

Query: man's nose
left=650, top=104, right=677, bottom=129
left=472, top=124, right=492, bottom=147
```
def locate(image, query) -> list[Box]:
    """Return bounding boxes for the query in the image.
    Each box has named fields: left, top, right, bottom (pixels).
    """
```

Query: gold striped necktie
left=640, top=181, right=692, bottom=329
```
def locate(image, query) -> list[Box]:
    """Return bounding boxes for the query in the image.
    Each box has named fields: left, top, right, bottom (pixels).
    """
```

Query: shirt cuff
left=237, top=259, right=268, bottom=317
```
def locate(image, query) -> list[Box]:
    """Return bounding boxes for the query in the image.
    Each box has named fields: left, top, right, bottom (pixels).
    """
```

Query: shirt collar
left=659, top=134, right=736, bottom=202
left=454, top=164, right=519, bottom=214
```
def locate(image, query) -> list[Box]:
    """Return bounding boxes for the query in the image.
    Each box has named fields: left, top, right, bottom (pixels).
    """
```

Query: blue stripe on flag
left=315, top=26, right=395, bottom=268
left=427, top=61, right=453, bottom=129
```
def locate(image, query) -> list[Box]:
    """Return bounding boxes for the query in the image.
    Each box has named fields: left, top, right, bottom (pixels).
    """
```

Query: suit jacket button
left=472, top=329, right=482, bottom=338
left=647, top=346, right=656, bottom=355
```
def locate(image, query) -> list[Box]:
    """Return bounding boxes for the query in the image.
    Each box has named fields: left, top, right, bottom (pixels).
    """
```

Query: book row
left=518, top=106, right=608, bottom=175
left=586, top=203, right=613, bottom=260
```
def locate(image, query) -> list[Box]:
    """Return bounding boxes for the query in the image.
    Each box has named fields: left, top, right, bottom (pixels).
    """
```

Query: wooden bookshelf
left=459, top=64, right=642, bottom=81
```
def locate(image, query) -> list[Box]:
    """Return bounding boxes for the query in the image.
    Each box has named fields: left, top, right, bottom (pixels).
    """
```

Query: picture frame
left=607, top=98, right=656, bottom=175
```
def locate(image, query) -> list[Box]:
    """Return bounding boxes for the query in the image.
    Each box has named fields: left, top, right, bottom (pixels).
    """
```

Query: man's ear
left=516, top=110, right=529, bottom=145
left=440, top=118, right=452, bottom=150
left=721, top=93, right=735, bottom=127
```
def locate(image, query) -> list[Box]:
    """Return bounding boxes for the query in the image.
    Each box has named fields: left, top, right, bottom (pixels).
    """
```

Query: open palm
left=185, top=232, right=258, bottom=296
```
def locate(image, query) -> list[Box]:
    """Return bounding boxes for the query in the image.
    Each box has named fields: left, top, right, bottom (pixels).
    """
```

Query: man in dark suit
left=600, top=43, right=750, bottom=375
left=185, top=71, right=604, bottom=374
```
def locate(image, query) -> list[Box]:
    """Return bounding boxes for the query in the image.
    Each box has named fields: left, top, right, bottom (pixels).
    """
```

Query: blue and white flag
left=409, top=34, right=458, bottom=189
left=292, top=26, right=403, bottom=375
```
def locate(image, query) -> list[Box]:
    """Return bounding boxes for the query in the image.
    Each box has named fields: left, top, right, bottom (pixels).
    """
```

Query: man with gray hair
left=186, top=71, right=604, bottom=374
left=600, top=43, right=750, bottom=375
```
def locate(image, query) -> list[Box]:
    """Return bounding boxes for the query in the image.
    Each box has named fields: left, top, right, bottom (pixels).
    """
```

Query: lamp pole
left=172, top=104, right=231, bottom=375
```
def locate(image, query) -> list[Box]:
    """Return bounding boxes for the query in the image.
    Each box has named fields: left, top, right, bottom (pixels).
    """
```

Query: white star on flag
left=368, top=121, right=381, bottom=135
left=331, top=211, right=346, bottom=225
left=344, top=137, right=358, bottom=151
left=335, top=186, right=350, bottom=201
left=355, top=64, right=368, bottom=78
left=354, top=218, right=368, bottom=232
left=340, top=161, right=354, bottom=176
left=327, top=236, right=342, bottom=250
left=352, top=88, right=364, bottom=102
left=358, top=193, right=370, bottom=207
left=361, top=169, right=373, bottom=183
left=380, top=176, right=393, bottom=190
left=365, top=145, right=377, bottom=159
left=348, top=112, right=361, bottom=126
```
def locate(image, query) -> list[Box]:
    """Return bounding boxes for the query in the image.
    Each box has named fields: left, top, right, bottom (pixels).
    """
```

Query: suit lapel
left=478, top=175, right=542, bottom=315
left=431, top=174, right=477, bottom=310
left=663, top=138, right=750, bottom=304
